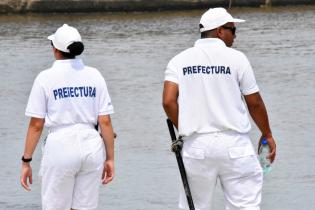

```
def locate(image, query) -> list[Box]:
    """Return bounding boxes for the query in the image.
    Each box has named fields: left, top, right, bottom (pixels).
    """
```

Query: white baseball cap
left=48, top=24, right=82, bottom=53
left=199, top=8, right=245, bottom=32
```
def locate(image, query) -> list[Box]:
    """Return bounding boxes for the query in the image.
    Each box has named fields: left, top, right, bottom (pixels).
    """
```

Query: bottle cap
left=261, top=138, right=268, bottom=145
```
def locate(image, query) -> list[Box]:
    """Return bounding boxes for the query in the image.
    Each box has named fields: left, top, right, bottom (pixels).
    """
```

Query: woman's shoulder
left=84, top=65, right=103, bottom=77
left=35, top=67, right=55, bottom=81
left=83, top=65, right=109, bottom=85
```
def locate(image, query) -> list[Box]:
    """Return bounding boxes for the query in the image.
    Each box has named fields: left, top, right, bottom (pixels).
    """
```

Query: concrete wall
left=0, top=0, right=314, bottom=13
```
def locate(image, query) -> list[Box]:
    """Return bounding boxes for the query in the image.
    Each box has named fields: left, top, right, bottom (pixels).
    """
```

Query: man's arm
left=98, top=115, right=115, bottom=184
left=244, top=92, right=276, bottom=163
left=163, top=81, right=179, bottom=129
left=21, top=117, right=45, bottom=191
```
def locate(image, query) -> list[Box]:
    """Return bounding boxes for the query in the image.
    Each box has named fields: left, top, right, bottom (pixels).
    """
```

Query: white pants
left=179, top=131, right=263, bottom=210
left=39, top=124, right=105, bottom=210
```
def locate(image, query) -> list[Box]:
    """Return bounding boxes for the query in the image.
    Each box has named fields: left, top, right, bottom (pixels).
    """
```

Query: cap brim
left=47, top=34, right=55, bottom=41
left=231, top=18, right=245, bottom=23
left=199, top=18, right=246, bottom=32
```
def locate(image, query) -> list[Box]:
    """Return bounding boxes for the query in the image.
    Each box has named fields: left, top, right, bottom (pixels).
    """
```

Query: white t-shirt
left=26, top=59, right=114, bottom=128
left=165, top=38, right=259, bottom=136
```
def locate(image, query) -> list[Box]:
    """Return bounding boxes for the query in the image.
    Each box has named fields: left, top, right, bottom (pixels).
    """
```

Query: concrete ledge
left=0, top=0, right=314, bottom=14
left=24, top=0, right=231, bottom=13
left=270, top=0, right=315, bottom=6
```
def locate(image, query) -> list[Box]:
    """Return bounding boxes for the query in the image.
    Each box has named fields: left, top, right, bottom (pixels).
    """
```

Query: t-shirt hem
left=72, top=205, right=97, bottom=210
left=242, top=87, right=259, bottom=96
left=164, top=77, right=178, bottom=84
left=98, top=110, right=114, bottom=115
left=25, top=111, right=45, bottom=119
left=179, top=127, right=252, bottom=137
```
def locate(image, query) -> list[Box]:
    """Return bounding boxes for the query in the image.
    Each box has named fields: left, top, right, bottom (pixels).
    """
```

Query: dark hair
left=201, top=29, right=216, bottom=39
left=199, top=24, right=213, bottom=38
left=61, top=42, right=84, bottom=59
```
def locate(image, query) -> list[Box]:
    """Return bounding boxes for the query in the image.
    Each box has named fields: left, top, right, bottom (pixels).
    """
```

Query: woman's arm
left=98, top=115, right=115, bottom=185
left=20, top=117, right=45, bottom=191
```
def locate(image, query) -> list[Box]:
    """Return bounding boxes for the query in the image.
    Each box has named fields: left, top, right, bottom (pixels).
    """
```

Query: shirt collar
left=52, top=59, right=85, bottom=70
left=194, top=38, right=226, bottom=47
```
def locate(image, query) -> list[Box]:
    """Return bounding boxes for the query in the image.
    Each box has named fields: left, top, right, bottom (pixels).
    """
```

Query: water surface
left=0, top=6, right=314, bottom=210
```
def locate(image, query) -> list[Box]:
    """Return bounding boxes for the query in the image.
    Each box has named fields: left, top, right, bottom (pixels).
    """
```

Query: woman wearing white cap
left=20, top=24, right=115, bottom=210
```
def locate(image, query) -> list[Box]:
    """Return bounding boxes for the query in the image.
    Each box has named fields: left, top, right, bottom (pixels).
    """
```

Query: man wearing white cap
left=20, top=24, right=115, bottom=210
left=163, top=8, right=276, bottom=210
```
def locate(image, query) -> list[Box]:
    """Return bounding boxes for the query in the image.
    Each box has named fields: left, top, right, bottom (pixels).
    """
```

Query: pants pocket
left=228, top=146, right=262, bottom=175
left=229, top=146, right=261, bottom=175
left=183, top=147, right=205, bottom=160
left=182, top=146, right=206, bottom=177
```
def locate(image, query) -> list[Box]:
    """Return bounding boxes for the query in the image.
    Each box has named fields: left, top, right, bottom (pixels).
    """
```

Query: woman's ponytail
left=67, top=42, right=84, bottom=56
left=60, top=42, right=84, bottom=59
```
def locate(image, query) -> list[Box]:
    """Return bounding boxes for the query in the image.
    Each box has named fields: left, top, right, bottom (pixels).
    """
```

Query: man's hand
left=258, top=135, right=276, bottom=163
left=21, top=162, right=33, bottom=191
left=102, top=159, right=114, bottom=185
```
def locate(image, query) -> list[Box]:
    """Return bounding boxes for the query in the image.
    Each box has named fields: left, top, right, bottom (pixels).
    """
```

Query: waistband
left=49, top=123, right=95, bottom=134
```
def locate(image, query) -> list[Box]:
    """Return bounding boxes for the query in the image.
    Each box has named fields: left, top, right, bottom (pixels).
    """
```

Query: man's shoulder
left=84, top=65, right=100, bottom=74
left=169, top=47, right=196, bottom=63
left=226, top=47, right=248, bottom=60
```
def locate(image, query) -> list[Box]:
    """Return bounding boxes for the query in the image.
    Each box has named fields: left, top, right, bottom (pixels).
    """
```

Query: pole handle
left=166, top=118, right=195, bottom=210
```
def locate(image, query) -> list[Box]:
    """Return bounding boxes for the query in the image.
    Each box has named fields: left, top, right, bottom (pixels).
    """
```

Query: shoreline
left=1, top=0, right=315, bottom=14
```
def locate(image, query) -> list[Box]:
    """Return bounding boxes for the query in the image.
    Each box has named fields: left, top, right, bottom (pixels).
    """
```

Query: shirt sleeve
left=164, top=59, right=179, bottom=84
left=98, top=76, right=114, bottom=115
left=239, top=56, right=259, bottom=95
left=25, top=75, right=47, bottom=118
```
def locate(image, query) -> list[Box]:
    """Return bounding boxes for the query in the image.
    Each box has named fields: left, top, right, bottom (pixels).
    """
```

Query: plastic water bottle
left=259, top=138, right=271, bottom=174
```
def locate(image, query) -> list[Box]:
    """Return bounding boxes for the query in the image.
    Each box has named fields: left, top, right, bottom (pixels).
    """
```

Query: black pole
left=166, top=119, right=195, bottom=210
